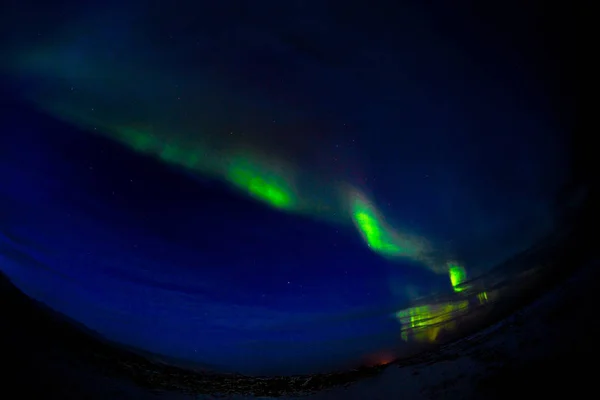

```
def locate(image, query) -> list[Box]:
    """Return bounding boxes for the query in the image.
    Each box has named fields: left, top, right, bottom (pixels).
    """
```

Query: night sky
left=1, top=0, right=574, bottom=375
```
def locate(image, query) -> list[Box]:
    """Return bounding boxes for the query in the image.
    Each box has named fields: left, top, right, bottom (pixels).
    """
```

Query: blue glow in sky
left=0, top=0, right=569, bottom=375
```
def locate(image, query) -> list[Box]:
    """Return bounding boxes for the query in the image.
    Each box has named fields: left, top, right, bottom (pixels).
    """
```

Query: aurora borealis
left=0, top=0, right=570, bottom=375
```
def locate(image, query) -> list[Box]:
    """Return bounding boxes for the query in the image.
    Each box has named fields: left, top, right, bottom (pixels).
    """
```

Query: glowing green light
left=354, top=210, right=400, bottom=254
left=118, top=127, right=158, bottom=152
left=477, top=291, right=489, bottom=304
left=396, top=300, right=469, bottom=342
left=448, top=264, right=467, bottom=292
left=160, top=144, right=182, bottom=162
left=226, top=157, right=294, bottom=209
left=349, top=192, right=419, bottom=258
left=11, top=40, right=462, bottom=273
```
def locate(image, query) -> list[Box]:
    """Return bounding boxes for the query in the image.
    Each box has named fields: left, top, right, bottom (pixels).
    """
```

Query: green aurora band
left=4, top=21, right=470, bottom=288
